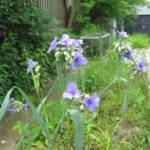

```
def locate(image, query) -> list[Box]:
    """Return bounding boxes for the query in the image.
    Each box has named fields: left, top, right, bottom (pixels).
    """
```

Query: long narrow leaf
left=68, top=109, right=84, bottom=150
left=16, top=79, right=59, bottom=147
left=0, top=86, right=16, bottom=122
left=16, top=87, right=51, bottom=150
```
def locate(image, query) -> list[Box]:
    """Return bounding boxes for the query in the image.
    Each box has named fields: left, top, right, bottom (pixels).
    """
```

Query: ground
left=0, top=110, right=32, bottom=150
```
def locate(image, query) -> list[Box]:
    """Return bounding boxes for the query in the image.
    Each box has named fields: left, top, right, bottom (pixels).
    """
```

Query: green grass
left=130, top=33, right=150, bottom=49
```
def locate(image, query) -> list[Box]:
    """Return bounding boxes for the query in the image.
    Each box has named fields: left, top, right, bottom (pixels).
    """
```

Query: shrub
left=0, top=0, right=62, bottom=102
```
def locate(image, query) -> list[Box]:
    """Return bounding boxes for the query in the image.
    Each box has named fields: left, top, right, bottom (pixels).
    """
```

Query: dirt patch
left=0, top=110, right=32, bottom=150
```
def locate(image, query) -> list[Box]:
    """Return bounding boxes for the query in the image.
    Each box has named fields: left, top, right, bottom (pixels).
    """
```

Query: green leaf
left=16, top=79, right=59, bottom=148
left=16, top=87, right=52, bottom=149
left=0, top=85, right=55, bottom=149
left=68, top=109, right=84, bottom=150
left=0, top=86, right=16, bottom=122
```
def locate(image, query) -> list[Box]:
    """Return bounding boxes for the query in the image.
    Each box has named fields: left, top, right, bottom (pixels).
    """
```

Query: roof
left=137, top=6, right=150, bottom=15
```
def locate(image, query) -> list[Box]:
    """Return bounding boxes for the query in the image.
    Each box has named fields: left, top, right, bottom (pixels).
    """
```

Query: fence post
left=112, top=18, right=117, bottom=38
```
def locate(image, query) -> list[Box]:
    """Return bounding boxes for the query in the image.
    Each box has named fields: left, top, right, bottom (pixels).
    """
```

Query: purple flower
left=118, top=31, right=128, bottom=38
left=70, top=39, right=78, bottom=47
left=8, top=98, right=14, bottom=105
left=78, top=46, right=84, bottom=52
left=58, top=34, right=70, bottom=45
left=47, top=37, right=57, bottom=53
left=62, top=82, right=81, bottom=99
left=77, top=39, right=83, bottom=45
left=8, top=108, right=16, bottom=114
left=72, top=52, right=87, bottom=70
left=83, top=92, right=100, bottom=112
left=24, top=103, right=29, bottom=111
left=27, top=58, right=38, bottom=73
left=122, top=50, right=133, bottom=59
left=137, top=60, right=147, bottom=72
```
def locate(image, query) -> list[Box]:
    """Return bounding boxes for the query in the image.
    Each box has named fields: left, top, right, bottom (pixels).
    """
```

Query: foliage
left=47, top=51, right=149, bottom=149
left=74, top=0, right=148, bottom=34
left=130, top=33, right=150, bottom=49
left=0, top=0, right=63, bottom=102
left=80, top=24, right=101, bottom=56
left=73, top=0, right=95, bottom=33
left=0, top=32, right=149, bottom=150
left=79, top=24, right=110, bottom=57
left=11, top=50, right=149, bottom=149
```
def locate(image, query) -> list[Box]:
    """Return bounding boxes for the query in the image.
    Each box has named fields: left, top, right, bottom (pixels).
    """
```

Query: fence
left=25, top=0, right=67, bottom=25
left=38, top=0, right=66, bottom=25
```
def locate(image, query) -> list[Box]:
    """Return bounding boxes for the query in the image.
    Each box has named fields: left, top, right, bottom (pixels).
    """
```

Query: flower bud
left=35, top=65, right=41, bottom=73
left=55, top=51, right=60, bottom=57
left=79, top=104, right=84, bottom=111
left=71, top=51, right=76, bottom=56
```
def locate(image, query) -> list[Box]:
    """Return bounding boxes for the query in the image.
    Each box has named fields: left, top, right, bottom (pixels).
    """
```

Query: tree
left=73, top=0, right=149, bottom=33
left=91, top=0, right=149, bottom=21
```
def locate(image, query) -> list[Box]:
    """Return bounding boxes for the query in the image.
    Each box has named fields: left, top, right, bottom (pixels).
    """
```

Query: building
left=131, top=6, right=150, bottom=35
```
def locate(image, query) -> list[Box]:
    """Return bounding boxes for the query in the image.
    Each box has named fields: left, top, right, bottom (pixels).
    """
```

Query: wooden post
left=99, top=36, right=102, bottom=56
left=112, top=18, right=117, bottom=37
left=80, top=33, right=110, bottom=57
left=121, top=19, right=124, bottom=31
left=108, top=34, right=110, bottom=49
left=66, top=6, right=74, bottom=28
left=64, top=0, right=72, bottom=11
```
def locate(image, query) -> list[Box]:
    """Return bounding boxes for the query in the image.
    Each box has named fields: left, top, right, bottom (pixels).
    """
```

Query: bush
left=0, top=0, right=62, bottom=102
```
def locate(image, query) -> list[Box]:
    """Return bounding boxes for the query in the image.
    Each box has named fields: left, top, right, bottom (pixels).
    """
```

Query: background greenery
left=130, top=33, right=150, bottom=49
left=73, top=0, right=148, bottom=34
left=0, top=0, right=148, bottom=103
left=0, top=0, right=65, bottom=102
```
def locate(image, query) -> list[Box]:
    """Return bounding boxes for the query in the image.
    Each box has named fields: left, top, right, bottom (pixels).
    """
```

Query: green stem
left=114, top=79, right=129, bottom=148
left=100, top=54, right=121, bottom=96
left=80, top=66, right=85, bottom=92
left=141, top=72, right=149, bottom=88
left=56, top=61, right=64, bottom=91
left=116, top=54, right=121, bottom=77
left=100, top=77, right=117, bottom=96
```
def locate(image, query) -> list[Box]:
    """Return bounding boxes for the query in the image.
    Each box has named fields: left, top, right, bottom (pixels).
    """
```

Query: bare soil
left=0, top=110, right=32, bottom=150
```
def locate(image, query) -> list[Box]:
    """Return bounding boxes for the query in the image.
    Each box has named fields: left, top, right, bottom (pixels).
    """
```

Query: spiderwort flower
left=47, top=37, right=57, bottom=53
left=118, top=31, right=128, bottom=38
left=62, top=82, right=81, bottom=99
left=122, top=50, right=133, bottom=59
left=83, top=92, right=100, bottom=112
left=70, top=39, right=78, bottom=47
left=77, top=39, right=83, bottom=45
left=24, top=103, right=29, bottom=111
left=8, top=108, right=16, bottom=114
left=27, top=58, right=38, bottom=73
left=72, top=52, right=87, bottom=70
left=137, top=60, right=147, bottom=72
left=8, top=98, right=14, bottom=105
left=58, top=34, right=70, bottom=45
